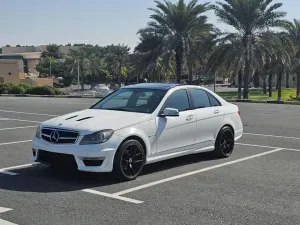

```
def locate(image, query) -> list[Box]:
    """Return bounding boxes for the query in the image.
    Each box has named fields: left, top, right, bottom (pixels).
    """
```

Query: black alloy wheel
left=213, top=126, right=235, bottom=158
left=113, top=139, right=145, bottom=181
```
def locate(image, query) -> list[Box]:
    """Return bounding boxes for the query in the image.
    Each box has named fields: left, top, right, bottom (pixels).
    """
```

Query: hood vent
left=76, top=117, right=93, bottom=121
left=65, top=115, right=78, bottom=120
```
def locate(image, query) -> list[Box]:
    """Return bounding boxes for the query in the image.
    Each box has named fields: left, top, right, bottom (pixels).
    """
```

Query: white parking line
left=244, top=132, right=300, bottom=140
left=113, top=148, right=284, bottom=196
left=0, top=109, right=58, bottom=117
left=0, top=140, right=32, bottom=146
left=82, top=189, right=143, bottom=204
left=0, top=126, right=37, bottom=131
left=0, top=118, right=41, bottom=123
left=0, top=163, right=38, bottom=175
left=236, top=143, right=277, bottom=149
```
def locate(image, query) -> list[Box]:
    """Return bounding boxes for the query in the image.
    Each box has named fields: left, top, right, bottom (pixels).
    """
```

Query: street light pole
left=49, top=58, right=52, bottom=77
left=77, top=60, right=80, bottom=95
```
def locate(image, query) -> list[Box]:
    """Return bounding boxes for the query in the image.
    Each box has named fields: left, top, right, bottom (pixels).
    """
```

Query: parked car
left=93, top=84, right=111, bottom=97
left=32, top=83, right=243, bottom=181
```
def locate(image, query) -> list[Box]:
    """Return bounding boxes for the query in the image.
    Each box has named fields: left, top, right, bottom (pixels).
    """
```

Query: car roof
left=121, top=83, right=182, bottom=90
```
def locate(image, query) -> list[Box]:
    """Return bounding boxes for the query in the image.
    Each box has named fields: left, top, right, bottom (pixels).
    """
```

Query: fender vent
left=65, top=115, right=78, bottom=120
left=76, top=117, right=93, bottom=121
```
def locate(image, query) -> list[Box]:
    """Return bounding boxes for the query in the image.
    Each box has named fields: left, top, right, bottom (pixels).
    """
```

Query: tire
left=213, top=126, right=235, bottom=158
left=113, top=139, right=146, bottom=181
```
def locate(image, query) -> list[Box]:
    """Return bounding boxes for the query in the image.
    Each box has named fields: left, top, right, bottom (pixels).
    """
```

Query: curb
left=0, top=94, right=101, bottom=99
left=227, top=99, right=300, bottom=105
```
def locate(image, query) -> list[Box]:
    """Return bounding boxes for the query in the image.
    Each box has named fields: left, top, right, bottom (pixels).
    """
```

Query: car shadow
left=0, top=152, right=217, bottom=193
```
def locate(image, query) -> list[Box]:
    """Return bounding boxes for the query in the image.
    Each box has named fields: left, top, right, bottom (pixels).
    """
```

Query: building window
left=293, top=76, right=296, bottom=81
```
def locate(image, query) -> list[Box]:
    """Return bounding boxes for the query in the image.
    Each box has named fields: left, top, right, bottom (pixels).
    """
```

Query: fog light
left=32, top=148, right=37, bottom=157
left=82, top=157, right=104, bottom=166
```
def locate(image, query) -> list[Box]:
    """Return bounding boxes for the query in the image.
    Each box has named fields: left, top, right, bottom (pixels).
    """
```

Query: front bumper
left=31, top=134, right=123, bottom=172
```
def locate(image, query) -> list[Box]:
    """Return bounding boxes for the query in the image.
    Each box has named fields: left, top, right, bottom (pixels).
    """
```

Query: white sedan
left=32, top=83, right=243, bottom=181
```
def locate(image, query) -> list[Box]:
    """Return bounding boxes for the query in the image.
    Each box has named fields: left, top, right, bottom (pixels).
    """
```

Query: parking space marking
left=0, top=163, right=38, bottom=175
left=113, top=148, right=284, bottom=196
left=0, top=126, right=37, bottom=131
left=0, top=140, right=32, bottom=146
left=284, top=149, right=300, bottom=152
left=82, top=189, right=143, bottom=204
left=0, top=109, right=58, bottom=117
left=0, top=118, right=41, bottom=123
left=244, top=132, right=300, bottom=140
left=236, top=143, right=277, bottom=149
left=0, top=207, right=18, bottom=225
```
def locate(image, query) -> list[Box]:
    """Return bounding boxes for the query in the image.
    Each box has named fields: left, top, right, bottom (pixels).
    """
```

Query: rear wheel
left=113, top=139, right=145, bottom=181
left=213, top=126, right=234, bottom=158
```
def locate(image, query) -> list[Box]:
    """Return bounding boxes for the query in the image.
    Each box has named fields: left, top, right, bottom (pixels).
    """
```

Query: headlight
left=80, top=129, right=114, bottom=145
left=35, top=125, right=41, bottom=139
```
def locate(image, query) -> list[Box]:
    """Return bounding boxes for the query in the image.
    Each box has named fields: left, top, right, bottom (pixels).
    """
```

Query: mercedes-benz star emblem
left=50, top=131, right=60, bottom=143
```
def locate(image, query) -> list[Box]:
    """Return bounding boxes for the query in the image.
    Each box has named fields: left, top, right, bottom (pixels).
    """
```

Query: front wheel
left=113, top=139, right=146, bottom=181
left=213, top=126, right=235, bottom=158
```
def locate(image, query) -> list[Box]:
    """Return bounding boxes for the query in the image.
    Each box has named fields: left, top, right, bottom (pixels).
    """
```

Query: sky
left=0, top=0, right=299, bottom=50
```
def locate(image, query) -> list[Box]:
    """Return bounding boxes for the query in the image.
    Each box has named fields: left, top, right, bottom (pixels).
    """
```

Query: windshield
left=91, top=88, right=167, bottom=113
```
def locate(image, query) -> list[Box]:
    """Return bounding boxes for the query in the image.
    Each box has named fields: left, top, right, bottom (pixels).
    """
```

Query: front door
left=155, top=89, right=196, bottom=154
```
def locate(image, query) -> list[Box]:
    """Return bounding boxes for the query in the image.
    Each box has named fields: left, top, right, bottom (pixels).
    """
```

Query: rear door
left=187, top=88, right=224, bottom=149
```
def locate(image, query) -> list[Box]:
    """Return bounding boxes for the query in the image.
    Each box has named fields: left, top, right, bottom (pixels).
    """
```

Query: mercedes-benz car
left=32, top=83, right=243, bottom=181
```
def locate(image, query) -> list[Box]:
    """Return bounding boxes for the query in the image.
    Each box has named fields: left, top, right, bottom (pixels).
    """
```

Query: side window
left=189, top=89, right=210, bottom=109
left=164, top=89, right=190, bottom=112
left=207, top=92, right=221, bottom=107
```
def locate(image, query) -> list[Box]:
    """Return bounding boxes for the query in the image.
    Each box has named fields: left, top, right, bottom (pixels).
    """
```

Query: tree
left=283, top=19, right=300, bottom=96
left=137, top=0, right=212, bottom=83
left=36, top=57, right=65, bottom=77
left=104, top=44, right=130, bottom=86
left=213, top=0, right=287, bottom=99
left=41, top=44, right=63, bottom=59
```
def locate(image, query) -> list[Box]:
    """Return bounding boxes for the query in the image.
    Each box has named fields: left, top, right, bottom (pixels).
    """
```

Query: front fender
left=114, top=123, right=156, bottom=157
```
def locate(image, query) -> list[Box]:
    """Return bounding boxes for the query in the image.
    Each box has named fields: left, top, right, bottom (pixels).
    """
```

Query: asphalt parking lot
left=0, top=97, right=300, bottom=225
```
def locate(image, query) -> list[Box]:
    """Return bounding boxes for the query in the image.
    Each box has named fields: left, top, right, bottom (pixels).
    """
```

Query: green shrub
left=9, top=85, right=25, bottom=94
left=19, top=84, right=34, bottom=92
left=27, top=86, right=55, bottom=95
left=0, top=84, right=62, bottom=95
left=53, top=87, right=62, bottom=95
left=0, top=83, right=14, bottom=94
left=290, top=94, right=300, bottom=101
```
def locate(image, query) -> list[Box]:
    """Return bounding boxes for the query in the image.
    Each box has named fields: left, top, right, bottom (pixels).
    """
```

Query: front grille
left=41, top=127, right=79, bottom=144
left=37, top=150, right=77, bottom=168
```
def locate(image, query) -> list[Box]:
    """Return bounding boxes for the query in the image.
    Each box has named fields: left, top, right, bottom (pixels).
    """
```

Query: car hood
left=41, top=109, right=152, bottom=135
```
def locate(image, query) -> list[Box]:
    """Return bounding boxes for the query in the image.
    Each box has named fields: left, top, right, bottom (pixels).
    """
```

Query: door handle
left=186, top=114, right=194, bottom=121
left=214, top=109, right=220, bottom=114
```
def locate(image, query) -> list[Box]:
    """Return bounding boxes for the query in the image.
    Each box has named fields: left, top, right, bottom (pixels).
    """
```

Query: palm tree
left=283, top=19, right=300, bottom=96
left=41, top=44, right=63, bottom=59
left=104, top=44, right=130, bottom=87
left=213, top=0, right=287, bottom=99
left=137, top=0, right=212, bottom=83
left=66, top=46, right=93, bottom=90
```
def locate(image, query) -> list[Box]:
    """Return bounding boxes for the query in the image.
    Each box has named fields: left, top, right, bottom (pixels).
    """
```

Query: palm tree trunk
left=277, top=71, right=282, bottom=101
left=268, top=74, right=272, bottom=97
left=263, top=77, right=267, bottom=94
left=238, top=69, right=242, bottom=100
left=297, top=72, right=300, bottom=97
left=243, top=59, right=250, bottom=99
left=286, top=72, right=290, bottom=88
left=175, top=44, right=183, bottom=83
left=188, top=63, right=193, bottom=85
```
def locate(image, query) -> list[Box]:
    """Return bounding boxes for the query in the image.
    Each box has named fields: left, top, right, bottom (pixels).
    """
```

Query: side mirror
left=161, top=108, right=179, bottom=117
